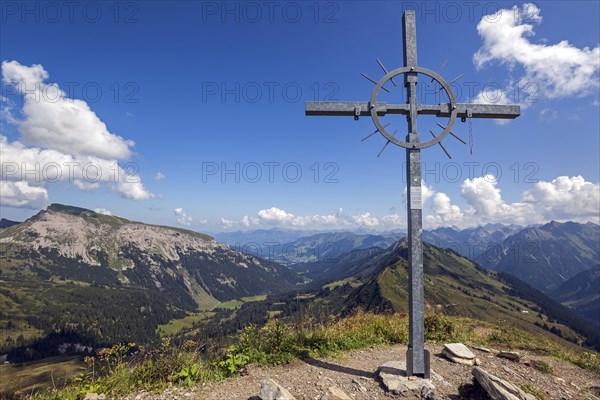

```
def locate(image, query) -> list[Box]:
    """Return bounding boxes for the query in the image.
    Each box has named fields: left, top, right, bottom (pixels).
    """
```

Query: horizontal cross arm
left=305, top=102, right=520, bottom=119
left=428, top=103, right=521, bottom=119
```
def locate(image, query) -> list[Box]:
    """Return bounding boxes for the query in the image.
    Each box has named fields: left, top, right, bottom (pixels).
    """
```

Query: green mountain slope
left=552, top=265, right=600, bottom=322
left=0, top=204, right=298, bottom=351
left=308, top=241, right=600, bottom=351
left=477, top=221, right=600, bottom=292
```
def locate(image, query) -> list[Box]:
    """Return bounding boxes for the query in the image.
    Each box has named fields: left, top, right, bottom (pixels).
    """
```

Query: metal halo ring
left=369, top=66, right=458, bottom=149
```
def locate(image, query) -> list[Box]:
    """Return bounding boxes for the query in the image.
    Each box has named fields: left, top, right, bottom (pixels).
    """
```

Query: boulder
left=473, top=367, right=536, bottom=400
left=378, top=360, right=436, bottom=398
left=259, top=379, right=297, bottom=400
left=442, top=343, right=476, bottom=365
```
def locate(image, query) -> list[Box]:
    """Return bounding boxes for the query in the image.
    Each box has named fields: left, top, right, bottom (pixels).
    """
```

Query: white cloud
left=0, top=181, right=47, bottom=208
left=425, top=192, right=464, bottom=228
left=352, top=212, right=379, bottom=227
left=174, top=208, right=192, bottom=226
left=473, top=3, right=600, bottom=106
left=0, top=61, right=152, bottom=206
left=257, top=207, right=295, bottom=224
left=217, top=175, right=599, bottom=230
left=154, top=172, right=166, bottom=181
left=2, top=60, right=134, bottom=159
left=460, top=175, right=535, bottom=225
left=592, top=100, right=600, bottom=107
left=0, top=136, right=152, bottom=201
left=94, top=208, right=112, bottom=216
left=522, top=176, right=600, bottom=223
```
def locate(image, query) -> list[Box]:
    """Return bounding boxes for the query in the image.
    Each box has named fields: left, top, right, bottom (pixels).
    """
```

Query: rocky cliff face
left=0, top=204, right=298, bottom=306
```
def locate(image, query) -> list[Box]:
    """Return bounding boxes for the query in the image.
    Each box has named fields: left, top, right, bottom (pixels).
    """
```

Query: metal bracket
left=462, top=107, right=473, bottom=122
left=354, top=106, right=361, bottom=121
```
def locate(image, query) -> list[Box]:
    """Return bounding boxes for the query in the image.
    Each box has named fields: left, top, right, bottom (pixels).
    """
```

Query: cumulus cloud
left=1, top=136, right=152, bottom=201
left=2, top=60, right=134, bottom=159
left=460, top=175, right=535, bottom=225
left=154, top=172, right=166, bottom=181
left=217, top=175, right=599, bottom=230
left=522, top=176, right=600, bottom=223
left=473, top=3, right=599, bottom=106
left=0, top=181, right=47, bottom=208
left=174, top=208, right=192, bottom=226
left=94, top=208, right=112, bottom=216
left=220, top=207, right=403, bottom=230
left=425, top=192, right=464, bottom=228
left=0, top=61, right=152, bottom=207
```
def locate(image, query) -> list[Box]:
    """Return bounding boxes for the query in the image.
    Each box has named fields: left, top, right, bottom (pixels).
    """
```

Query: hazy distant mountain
left=213, top=228, right=321, bottom=247
left=423, top=223, right=523, bottom=260
left=552, top=265, right=600, bottom=323
left=226, top=231, right=403, bottom=265
left=477, top=221, right=600, bottom=292
left=0, top=204, right=298, bottom=345
left=0, top=218, right=20, bottom=229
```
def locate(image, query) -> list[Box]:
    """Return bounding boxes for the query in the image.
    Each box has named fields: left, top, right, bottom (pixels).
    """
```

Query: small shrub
left=533, top=360, right=553, bottom=374
left=425, top=315, right=454, bottom=342
left=521, top=383, right=545, bottom=399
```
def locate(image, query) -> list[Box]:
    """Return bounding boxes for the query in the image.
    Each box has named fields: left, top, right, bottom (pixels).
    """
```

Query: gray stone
left=320, top=386, right=352, bottom=400
left=442, top=343, right=476, bottom=365
left=472, top=345, right=493, bottom=353
left=259, top=379, right=297, bottom=400
left=444, top=343, right=476, bottom=359
left=473, top=367, right=536, bottom=400
left=378, top=361, right=435, bottom=398
left=497, top=351, right=521, bottom=362
left=351, top=378, right=368, bottom=393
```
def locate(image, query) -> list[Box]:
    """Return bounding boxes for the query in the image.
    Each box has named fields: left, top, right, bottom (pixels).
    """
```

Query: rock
left=351, top=378, right=368, bottom=393
left=83, top=394, right=106, bottom=400
left=473, top=367, right=536, bottom=400
left=497, top=351, right=521, bottom=362
left=320, top=386, right=352, bottom=400
left=472, top=346, right=493, bottom=353
left=474, top=358, right=481, bottom=366
left=442, top=343, right=476, bottom=365
left=378, top=360, right=436, bottom=398
left=444, top=343, right=476, bottom=359
left=259, top=379, right=297, bottom=400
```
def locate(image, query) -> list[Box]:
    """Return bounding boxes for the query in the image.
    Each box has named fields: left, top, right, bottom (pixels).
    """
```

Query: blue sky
left=1, top=1, right=599, bottom=232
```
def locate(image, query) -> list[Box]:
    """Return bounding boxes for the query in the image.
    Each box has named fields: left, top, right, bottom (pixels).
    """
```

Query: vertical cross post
left=304, top=8, right=519, bottom=382
left=402, top=10, right=429, bottom=378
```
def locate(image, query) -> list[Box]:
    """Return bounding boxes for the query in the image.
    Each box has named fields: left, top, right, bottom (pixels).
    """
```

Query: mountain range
left=0, top=204, right=298, bottom=345
left=1, top=204, right=598, bottom=359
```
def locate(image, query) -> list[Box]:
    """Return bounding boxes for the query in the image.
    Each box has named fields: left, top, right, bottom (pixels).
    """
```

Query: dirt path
left=125, top=344, right=600, bottom=400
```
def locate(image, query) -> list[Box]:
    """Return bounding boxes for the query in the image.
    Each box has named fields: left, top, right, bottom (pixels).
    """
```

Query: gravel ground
left=123, top=344, right=600, bottom=400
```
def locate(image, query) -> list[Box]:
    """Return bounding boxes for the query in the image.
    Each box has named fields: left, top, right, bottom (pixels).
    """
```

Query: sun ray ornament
left=305, top=11, right=520, bottom=378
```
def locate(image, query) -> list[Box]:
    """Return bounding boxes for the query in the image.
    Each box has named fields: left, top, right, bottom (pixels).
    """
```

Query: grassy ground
left=0, top=356, right=84, bottom=397
left=13, top=312, right=600, bottom=400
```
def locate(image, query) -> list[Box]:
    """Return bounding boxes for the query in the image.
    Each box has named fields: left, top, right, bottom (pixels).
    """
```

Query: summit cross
left=305, top=10, right=520, bottom=378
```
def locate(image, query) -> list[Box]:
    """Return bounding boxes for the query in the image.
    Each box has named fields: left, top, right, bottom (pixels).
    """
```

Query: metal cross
left=305, top=11, right=520, bottom=378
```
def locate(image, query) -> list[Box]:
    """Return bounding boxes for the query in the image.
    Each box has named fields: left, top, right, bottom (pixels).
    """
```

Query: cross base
left=406, top=348, right=431, bottom=378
